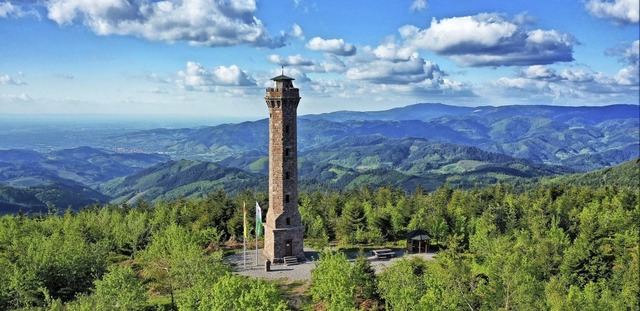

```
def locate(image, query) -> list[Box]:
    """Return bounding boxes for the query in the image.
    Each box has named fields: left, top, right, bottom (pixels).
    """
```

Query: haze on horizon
left=0, top=0, right=638, bottom=119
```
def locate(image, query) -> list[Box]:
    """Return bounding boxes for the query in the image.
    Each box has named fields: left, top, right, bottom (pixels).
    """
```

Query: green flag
left=255, top=202, right=263, bottom=237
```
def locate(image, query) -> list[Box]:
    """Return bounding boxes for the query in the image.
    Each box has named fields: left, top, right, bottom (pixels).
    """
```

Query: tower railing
left=265, top=87, right=300, bottom=98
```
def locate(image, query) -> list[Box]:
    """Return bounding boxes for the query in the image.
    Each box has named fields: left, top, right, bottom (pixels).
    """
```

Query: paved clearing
left=227, top=248, right=436, bottom=282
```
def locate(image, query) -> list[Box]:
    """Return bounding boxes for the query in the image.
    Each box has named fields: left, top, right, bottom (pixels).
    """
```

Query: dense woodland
left=0, top=180, right=637, bottom=310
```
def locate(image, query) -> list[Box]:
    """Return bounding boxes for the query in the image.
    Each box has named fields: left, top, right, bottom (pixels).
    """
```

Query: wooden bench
left=372, top=249, right=396, bottom=259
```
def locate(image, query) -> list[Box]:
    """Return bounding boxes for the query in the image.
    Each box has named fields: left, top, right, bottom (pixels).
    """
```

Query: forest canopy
left=0, top=182, right=637, bottom=310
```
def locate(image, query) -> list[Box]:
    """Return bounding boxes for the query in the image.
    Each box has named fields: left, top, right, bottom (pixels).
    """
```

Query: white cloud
left=346, top=55, right=431, bottom=83
left=494, top=77, right=548, bottom=90
left=0, top=1, right=15, bottom=17
left=614, top=65, right=639, bottom=85
left=559, top=69, right=594, bottom=82
left=610, top=40, right=640, bottom=85
left=0, top=93, right=32, bottom=102
left=267, top=54, right=316, bottom=67
left=373, top=42, right=417, bottom=61
left=0, top=74, right=26, bottom=85
left=621, top=40, right=639, bottom=65
left=45, top=0, right=286, bottom=48
left=585, top=0, right=639, bottom=24
left=489, top=60, right=638, bottom=104
left=176, top=62, right=256, bottom=92
left=291, top=23, right=304, bottom=39
left=520, top=65, right=559, bottom=80
left=306, top=37, right=357, bottom=56
left=344, top=48, right=474, bottom=97
left=402, top=13, right=576, bottom=66
left=409, top=0, right=427, bottom=12
left=266, top=54, right=346, bottom=73
left=0, top=1, right=39, bottom=18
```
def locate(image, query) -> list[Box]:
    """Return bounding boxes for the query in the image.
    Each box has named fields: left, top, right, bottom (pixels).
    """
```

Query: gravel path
left=227, top=248, right=436, bottom=282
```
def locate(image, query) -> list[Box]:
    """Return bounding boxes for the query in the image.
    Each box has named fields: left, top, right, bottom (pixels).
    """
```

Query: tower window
left=285, top=171, right=290, bottom=179
left=285, top=194, right=290, bottom=203
left=285, top=125, right=290, bottom=134
left=285, top=148, right=290, bottom=157
left=286, top=218, right=290, bottom=225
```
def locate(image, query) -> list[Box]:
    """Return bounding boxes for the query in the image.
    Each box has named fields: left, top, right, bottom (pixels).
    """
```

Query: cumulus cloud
left=44, top=0, right=286, bottom=48
left=176, top=62, right=256, bottom=92
left=347, top=55, right=435, bottom=84
left=266, top=54, right=346, bottom=73
left=306, top=37, right=357, bottom=56
left=489, top=58, right=638, bottom=104
left=410, top=0, right=427, bottom=12
left=344, top=47, right=474, bottom=97
left=613, top=40, right=640, bottom=85
left=402, top=13, right=576, bottom=66
left=267, top=54, right=316, bottom=67
left=585, top=0, right=639, bottom=24
left=520, top=65, right=560, bottom=80
left=609, top=40, right=640, bottom=65
left=0, top=74, right=26, bottom=85
left=373, top=42, right=417, bottom=61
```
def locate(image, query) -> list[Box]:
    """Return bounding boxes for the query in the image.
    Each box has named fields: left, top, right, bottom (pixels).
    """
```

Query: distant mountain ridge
left=302, top=103, right=475, bottom=122
left=0, top=146, right=170, bottom=188
left=303, top=103, right=637, bottom=124
left=106, top=103, right=639, bottom=171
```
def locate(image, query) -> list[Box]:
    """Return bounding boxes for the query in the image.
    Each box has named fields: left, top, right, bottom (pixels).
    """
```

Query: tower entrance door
left=285, top=240, right=293, bottom=257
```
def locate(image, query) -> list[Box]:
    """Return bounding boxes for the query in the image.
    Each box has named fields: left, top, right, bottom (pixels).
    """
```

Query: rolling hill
left=541, top=158, right=639, bottom=188
left=101, top=160, right=268, bottom=204
left=0, top=181, right=110, bottom=215
left=105, top=136, right=573, bottom=204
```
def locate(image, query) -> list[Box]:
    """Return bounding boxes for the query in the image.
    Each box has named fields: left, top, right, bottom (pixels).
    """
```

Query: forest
left=0, top=181, right=637, bottom=310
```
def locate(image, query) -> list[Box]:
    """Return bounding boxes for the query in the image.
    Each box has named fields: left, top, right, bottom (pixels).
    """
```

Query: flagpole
left=243, top=202, right=246, bottom=269
left=255, top=201, right=259, bottom=266
left=255, top=201, right=263, bottom=266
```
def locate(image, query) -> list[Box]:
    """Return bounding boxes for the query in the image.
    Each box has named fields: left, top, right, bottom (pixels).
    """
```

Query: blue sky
left=0, top=0, right=638, bottom=118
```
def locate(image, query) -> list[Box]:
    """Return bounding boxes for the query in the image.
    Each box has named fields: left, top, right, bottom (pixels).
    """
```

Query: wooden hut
left=405, top=230, right=431, bottom=253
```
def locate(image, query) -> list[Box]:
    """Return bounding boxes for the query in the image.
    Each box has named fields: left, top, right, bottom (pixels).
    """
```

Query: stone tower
left=263, top=73, right=305, bottom=263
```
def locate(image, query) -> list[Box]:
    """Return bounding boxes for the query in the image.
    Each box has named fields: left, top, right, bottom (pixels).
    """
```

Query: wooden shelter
left=406, top=230, right=431, bottom=253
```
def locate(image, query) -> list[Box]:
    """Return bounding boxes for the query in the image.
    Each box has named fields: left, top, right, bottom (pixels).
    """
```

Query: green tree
left=93, top=265, right=147, bottom=311
left=337, top=200, right=366, bottom=244
left=352, top=254, right=378, bottom=305
left=181, top=274, right=289, bottom=311
left=309, top=251, right=357, bottom=310
left=377, top=257, right=426, bottom=311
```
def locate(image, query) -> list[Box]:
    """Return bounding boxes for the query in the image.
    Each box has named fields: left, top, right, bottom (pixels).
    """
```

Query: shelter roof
left=405, top=229, right=431, bottom=240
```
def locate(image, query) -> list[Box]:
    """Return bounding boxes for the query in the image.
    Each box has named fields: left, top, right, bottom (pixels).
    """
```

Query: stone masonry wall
left=263, top=82, right=304, bottom=263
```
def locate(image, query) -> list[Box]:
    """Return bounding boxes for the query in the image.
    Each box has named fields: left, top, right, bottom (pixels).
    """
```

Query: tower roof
left=271, top=74, right=295, bottom=81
